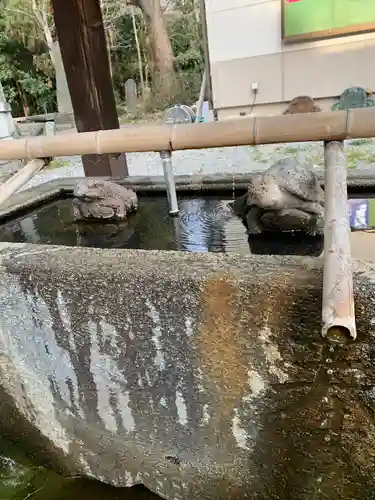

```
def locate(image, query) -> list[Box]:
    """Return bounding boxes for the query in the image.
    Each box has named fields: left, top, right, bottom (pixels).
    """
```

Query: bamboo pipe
left=0, top=107, right=374, bottom=161
left=0, top=159, right=46, bottom=206
left=321, top=141, right=356, bottom=342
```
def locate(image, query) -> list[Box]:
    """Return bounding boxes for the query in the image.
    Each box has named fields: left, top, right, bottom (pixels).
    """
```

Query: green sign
left=282, top=0, right=375, bottom=43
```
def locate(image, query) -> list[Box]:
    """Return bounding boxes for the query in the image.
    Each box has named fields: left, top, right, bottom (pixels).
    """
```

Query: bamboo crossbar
left=0, top=107, right=375, bottom=161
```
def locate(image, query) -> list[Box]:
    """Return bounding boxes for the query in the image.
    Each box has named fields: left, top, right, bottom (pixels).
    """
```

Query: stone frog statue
left=229, top=158, right=324, bottom=235
left=72, top=179, right=138, bottom=221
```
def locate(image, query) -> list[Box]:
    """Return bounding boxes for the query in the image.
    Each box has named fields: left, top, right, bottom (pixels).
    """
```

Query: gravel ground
left=4, top=125, right=375, bottom=192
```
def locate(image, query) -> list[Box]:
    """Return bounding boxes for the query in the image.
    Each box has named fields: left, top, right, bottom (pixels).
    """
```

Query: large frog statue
left=72, top=179, right=138, bottom=221
left=229, top=158, right=324, bottom=235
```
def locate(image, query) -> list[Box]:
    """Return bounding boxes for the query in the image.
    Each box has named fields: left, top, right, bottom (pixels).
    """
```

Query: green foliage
left=169, top=9, right=204, bottom=104
left=0, top=0, right=56, bottom=116
left=0, top=0, right=205, bottom=117
left=110, top=13, right=148, bottom=101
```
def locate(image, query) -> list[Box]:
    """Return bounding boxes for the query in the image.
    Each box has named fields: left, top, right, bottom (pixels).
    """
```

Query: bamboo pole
left=321, top=141, right=356, bottom=342
left=0, top=159, right=46, bottom=206
left=0, top=108, right=374, bottom=161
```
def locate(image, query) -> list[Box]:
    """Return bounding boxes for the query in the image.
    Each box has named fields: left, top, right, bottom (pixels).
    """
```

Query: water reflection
left=0, top=436, right=160, bottom=500
left=0, top=195, right=374, bottom=257
left=179, top=198, right=209, bottom=252
left=0, top=195, right=240, bottom=253
left=248, top=231, right=324, bottom=256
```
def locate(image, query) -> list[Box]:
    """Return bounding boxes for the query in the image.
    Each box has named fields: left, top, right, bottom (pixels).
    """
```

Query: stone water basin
left=0, top=173, right=374, bottom=500
left=0, top=173, right=374, bottom=258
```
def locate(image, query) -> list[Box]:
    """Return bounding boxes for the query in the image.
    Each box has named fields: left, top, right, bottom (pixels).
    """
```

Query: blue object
left=348, top=199, right=369, bottom=229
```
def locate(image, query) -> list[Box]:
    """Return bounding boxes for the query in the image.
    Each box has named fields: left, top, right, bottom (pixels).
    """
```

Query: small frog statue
left=229, top=158, right=324, bottom=235
left=282, top=95, right=322, bottom=115
left=72, top=178, right=138, bottom=221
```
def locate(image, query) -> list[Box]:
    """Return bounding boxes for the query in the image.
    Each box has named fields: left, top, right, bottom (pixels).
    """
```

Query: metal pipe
left=195, top=70, right=207, bottom=123
left=321, top=140, right=356, bottom=342
left=160, top=150, right=179, bottom=215
left=0, top=158, right=46, bottom=206
left=172, top=215, right=182, bottom=250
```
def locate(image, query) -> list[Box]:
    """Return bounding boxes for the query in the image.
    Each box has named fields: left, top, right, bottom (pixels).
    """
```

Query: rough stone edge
left=0, top=240, right=317, bottom=268
left=2, top=242, right=373, bottom=283
left=1, top=240, right=369, bottom=276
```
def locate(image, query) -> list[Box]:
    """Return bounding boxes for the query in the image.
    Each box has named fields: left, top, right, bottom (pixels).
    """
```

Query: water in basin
left=0, top=436, right=159, bottom=500
left=0, top=194, right=374, bottom=257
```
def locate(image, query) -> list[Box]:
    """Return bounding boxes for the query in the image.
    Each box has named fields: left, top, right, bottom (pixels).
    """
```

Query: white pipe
left=195, top=70, right=207, bottom=123
left=160, top=151, right=179, bottom=215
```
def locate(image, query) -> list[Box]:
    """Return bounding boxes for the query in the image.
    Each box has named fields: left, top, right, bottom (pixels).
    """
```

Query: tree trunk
left=16, top=81, right=30, bottom=117
left=106, top=29, right=114, bottom=78
left=31, top=0, right=73, bottom=113
left=31, top=0, right=55, bottom=64
left=128, top=0, right=176, bottom=99
left=131, top=7, right=145, bottom=96
left=99, top=0, right=114, bottom=78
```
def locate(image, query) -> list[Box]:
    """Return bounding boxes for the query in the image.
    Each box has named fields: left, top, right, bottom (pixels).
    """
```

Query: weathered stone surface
left=125, top=79, right=138, bottom=112
left=0, top=243, right=374, bottom=498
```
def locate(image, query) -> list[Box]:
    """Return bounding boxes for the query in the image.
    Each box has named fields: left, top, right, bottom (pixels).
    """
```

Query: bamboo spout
left=0, top=158, right=46, bottom=206
left=321, top=141, right=356, bottom=342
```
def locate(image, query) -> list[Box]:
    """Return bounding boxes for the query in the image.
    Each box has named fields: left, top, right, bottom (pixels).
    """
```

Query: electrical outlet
left=251, top=82, right=259, bottom=93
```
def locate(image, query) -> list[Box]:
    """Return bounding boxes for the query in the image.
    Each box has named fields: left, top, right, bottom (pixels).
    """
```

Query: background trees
left=0, top=0, right=204, bottom=117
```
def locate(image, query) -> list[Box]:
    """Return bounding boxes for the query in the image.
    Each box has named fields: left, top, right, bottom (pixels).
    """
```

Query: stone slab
left=0, top=242, right=374, bottom=498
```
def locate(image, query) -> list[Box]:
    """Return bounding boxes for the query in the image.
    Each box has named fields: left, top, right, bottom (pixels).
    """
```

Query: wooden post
left=51, top=0, right=128, bottom=177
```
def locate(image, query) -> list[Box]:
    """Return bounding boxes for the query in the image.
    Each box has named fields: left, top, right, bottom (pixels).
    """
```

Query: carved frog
left=73, top=179, right=138, bottom=221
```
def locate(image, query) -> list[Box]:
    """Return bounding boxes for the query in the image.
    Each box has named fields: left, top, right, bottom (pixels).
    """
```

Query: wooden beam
left=51, top=0, right=128, bottom=177
left=1, top=108, right=375, bottom=161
